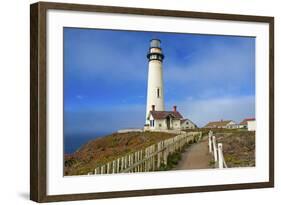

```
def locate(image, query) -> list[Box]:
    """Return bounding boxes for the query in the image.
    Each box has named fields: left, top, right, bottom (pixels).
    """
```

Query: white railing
left=88, top=131, right=202, bottom=175
left=208, top=131, right=228, bottom=169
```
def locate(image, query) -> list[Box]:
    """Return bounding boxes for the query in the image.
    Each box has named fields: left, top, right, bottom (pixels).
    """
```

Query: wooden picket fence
left=89, top=131, right=202, bottom=175
left=208, top=131, right=228, bottom=169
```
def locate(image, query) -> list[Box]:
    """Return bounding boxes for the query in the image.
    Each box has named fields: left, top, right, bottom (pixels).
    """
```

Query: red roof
left=239, top=118, right=255, bottom=125
left=150, top=111, right=183, bottom=120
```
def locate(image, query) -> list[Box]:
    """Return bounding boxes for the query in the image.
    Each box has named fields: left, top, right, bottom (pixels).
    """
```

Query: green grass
left=158, top=151, right=182, bottom=171
left=208, top=159, right=216, bottom=167
left=157, top=142, right=193, bottom=171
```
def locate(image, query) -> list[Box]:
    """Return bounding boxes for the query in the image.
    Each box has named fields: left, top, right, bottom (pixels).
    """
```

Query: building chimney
left=173, top=105, right=177, bottom=112
left=151, top=105, right=155, bottom=111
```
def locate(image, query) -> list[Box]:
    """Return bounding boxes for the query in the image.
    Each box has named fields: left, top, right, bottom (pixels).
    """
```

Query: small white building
left=145, top=105, right=196, bottom=131
left=239, top=118, right=256, bottom=130
left=204, top=120, right=236, bottom=129
left=180, top=118, right=197, bottom=129
left=247, top=119, right=256, bottom=131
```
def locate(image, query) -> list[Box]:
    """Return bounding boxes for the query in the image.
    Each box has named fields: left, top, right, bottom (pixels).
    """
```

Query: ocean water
left=64, top=132, right=108, bottom=154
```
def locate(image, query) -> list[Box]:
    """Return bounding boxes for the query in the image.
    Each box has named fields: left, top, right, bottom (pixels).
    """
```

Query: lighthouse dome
left=150, top=39, right=161, bottom=48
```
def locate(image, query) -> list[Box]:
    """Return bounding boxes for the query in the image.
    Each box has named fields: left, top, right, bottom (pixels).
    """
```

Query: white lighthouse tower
left=145, top=39, right=165, bottom=125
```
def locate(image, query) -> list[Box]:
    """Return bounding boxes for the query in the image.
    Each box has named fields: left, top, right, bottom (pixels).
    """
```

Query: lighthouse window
left=157, top=88, right=160, bottom=98
left=151, top=54, right=158, bottom=60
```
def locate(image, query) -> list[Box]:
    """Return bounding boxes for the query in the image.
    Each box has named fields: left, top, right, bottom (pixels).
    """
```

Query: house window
left=150, top=120, right=155, bottom=127
left=159, top=123, right=162, bottom=127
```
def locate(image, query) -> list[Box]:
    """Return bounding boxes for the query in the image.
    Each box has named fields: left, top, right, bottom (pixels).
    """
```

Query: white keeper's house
left=143, top=39, right=197, bottom=131
left=146, top=105, right=196, bottom=131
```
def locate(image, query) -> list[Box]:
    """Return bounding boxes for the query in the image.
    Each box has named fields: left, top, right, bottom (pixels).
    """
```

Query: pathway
left=174, top=137, right=212, bottom=170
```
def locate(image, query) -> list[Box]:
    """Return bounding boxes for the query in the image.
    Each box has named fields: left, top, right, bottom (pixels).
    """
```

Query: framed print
left=30, top=1, right=274, bottom=202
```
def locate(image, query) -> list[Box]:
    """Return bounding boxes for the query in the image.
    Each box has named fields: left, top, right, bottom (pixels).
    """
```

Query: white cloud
left=65, top=95, right=255, bottom=134
left=163, top=38, right=255, bottom=98
left=173, top=95, right=255, bottom=127
left=76, top=95, right=84, bottom=99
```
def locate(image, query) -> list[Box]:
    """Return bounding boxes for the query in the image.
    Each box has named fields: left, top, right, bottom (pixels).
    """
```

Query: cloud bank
left=171, top=95, right=255, bottom=127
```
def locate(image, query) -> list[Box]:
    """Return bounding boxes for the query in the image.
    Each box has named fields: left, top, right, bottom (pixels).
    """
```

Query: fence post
left=128, top=154, right=131, bottom=172
left=136, top=151, right=139, bottom=172
left=124, top=155, right=127, bottom=169
left=112, top=160, right=116, bottom=174
left=139, top=151, right=141, bottom=172
left=212, top=135, right=218, bottom=162
left=134, top=152, right=138, bottom=172
left=163, top=147, right=168, bottom=165
left=218, top=143, right=224, bottom=169
left=107, top=162, right=110, bottom=174
left=199, top=132, right=202, bottom=141
left=147, top=146, right=150, bottom=171
left=146, top=147, right=149, bottom=171
left=121, top=156, right=124, bottom=171
left=151, top=144, right=155, bottom=171
left=208, top=131, right=213, bottom=153
left=149, top=147, right=152, bottom=171
left=140, top=149, right=143, bottom=172
left=117, top=158, right=120, bottom=173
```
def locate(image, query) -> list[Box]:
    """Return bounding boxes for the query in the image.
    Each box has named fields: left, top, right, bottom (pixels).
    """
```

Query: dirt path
left=174, top=138, right=212, bottom=170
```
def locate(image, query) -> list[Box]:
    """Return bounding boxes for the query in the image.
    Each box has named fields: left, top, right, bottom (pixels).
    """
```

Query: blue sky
left=64, top=27, right=255, bottom=136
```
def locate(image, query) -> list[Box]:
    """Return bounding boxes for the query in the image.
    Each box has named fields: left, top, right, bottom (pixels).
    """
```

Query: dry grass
left=215, top=131, right=255, bottom=168
left=64, top=131, right=177, bottom=175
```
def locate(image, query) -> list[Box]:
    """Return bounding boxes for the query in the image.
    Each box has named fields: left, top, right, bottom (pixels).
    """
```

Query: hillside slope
left=64, top=132, right=177, bottom=175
